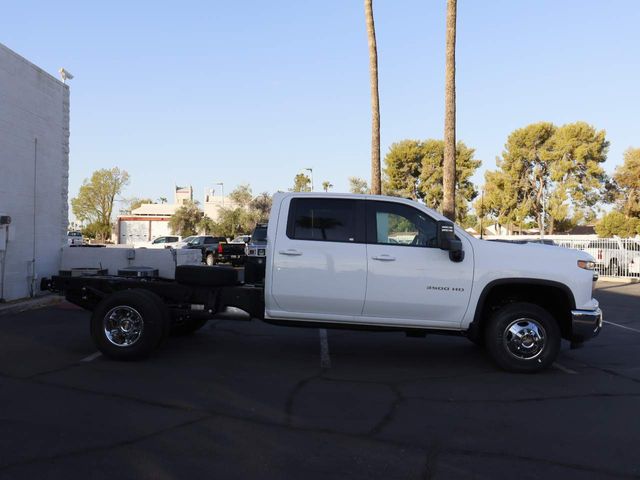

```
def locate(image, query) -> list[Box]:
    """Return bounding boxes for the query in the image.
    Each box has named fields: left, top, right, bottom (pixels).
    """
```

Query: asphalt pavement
left=0, top=282, right=639, bottom=479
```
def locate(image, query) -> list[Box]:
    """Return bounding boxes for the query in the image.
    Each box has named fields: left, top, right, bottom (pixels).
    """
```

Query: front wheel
left=484, top=302, right=561, bottom=373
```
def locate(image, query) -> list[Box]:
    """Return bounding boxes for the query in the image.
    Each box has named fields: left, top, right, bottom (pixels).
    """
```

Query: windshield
left=252, top=227, right=267, bottom=242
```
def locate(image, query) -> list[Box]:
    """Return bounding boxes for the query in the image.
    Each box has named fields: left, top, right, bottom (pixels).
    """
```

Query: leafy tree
left=250, top=192, right=272, bottom=222
left=383, top=140, right=423, bottom=199
left=168, top=201, right=204, bottom=237
left=322, top=181, right=333, bottom=192
left=595, top=211, right=640, bottom=238
left=482, top=121, right=609, bottom=234
left=81, top=222, right=111, bottom=241
left=214, top=207, right=253, bottom=238
left=613, top=147, right=640, bottom=217
left=383, top=139, right=481, bottom=222
left=198, top=216, right=217, bottom=235
left=291, top=173, right=311, bottom=192
left=229, top=184, right=253, bottom=208
left=71, top=167, right=130, bottom=241
left=348, top=177, right=370, bottom=194
left=364, top=0, right=381, bottom=194
left=443, top=0, right=458, bottom=220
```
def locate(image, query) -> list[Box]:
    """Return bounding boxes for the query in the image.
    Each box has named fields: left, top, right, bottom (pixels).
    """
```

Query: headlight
left=578, top=260, right=595, bottom=270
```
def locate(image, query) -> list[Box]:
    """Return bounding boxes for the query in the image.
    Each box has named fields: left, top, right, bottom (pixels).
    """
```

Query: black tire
left=484, top=302, right=561, bottom=373
left=205, top=253, right=215, bottom=266
left=175, top=265, right=238, bottom=287
left=170, top=316, right=209, bottom=336
left=90, top=289, right=169, bottom=360
left=136, top=289, right=171, bottom=344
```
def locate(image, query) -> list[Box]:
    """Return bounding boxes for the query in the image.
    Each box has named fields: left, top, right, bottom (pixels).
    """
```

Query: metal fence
left=486, top=235, right=640, bottom=278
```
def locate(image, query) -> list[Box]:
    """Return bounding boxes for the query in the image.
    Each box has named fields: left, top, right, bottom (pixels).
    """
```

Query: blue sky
left=2, top=0, right=639, bottom=207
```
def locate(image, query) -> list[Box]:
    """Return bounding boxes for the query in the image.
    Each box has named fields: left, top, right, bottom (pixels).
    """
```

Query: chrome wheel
left=103, top=305, right=144, bottom=347
left=503, top=318, right=546, bottom=360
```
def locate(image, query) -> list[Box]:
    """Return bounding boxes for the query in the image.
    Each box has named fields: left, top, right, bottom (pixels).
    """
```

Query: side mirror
left=436, top=220, right=464, bottom=262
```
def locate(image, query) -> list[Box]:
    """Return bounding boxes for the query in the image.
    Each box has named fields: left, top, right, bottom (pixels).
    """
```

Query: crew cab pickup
left=42, top=193, right=602, bottom=372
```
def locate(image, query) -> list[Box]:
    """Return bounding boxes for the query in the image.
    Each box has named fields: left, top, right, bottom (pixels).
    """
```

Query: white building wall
left=0, top=44, right=69, bottom=301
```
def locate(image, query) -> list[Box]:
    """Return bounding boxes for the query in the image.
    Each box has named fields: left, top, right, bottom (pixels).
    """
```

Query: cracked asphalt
left=0, top=282, right=639, bottom=479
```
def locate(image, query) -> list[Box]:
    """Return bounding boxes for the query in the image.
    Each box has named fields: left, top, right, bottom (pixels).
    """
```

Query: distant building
left=116, top=186, right=237, bottom=244
left=0, top=43, right=70, bottom=301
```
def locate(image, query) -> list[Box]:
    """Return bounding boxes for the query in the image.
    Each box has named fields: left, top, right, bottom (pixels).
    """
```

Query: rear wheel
left=484, top=302, right=561, bottom=373
left=205, top=253, right=215, bottom=266
left=90, top=289, right=169, bottom=360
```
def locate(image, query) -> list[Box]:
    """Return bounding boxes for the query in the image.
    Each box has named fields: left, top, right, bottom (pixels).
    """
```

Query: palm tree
left=322, top=181, right=333, bottom=192
left=364, top=0, right=381, bottom=195
left=442, top=0, right=457, bottom=220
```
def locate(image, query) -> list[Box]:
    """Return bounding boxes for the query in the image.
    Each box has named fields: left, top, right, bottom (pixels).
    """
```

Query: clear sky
left=2, top=0, right=639, bottom=207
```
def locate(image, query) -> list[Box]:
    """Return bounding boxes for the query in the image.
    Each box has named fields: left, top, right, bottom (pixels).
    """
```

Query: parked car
left=230, top=235, right=251, bottom=244
left=138, top=236, right=181, bottom=249
left=181, top=236, right=228, bottom=264
left=245, top=223, right=268, bottom=283
left=67, top=231, right=84, bottom=246
left=583, top=238, right=639, bottom=276
left=44, top=192, right=602, bottom=373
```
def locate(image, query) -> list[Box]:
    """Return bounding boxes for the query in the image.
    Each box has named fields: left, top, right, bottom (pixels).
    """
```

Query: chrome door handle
left=279, top=249, right=302, bottom=256
left=372, top=255, right=396, bottom=261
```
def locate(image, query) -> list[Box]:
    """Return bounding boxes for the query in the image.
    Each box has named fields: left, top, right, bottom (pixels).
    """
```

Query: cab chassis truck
left=42, top=193, right=602, bottom=373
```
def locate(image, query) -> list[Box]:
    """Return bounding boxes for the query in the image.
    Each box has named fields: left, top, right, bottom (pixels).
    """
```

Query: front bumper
left=571, top=308, right=603, bottom=342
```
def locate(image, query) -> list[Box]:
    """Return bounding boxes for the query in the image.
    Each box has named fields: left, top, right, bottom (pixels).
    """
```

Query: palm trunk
left=442, top=0, right=457, bottom=220
left=364, top=0, right=381, bottom=195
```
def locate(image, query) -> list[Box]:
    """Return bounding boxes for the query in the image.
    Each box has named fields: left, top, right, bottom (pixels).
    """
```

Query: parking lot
left=0, top=282, right=639, bottom=479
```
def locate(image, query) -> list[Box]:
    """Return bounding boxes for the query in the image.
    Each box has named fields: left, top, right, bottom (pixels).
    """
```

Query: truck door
left=362, top=200, right=473, bottom=327
left=269, top=197, right=367, bottom=318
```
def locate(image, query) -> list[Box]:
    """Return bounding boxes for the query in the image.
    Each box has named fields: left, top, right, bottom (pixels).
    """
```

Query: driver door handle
left=372, top=254, right=396, bottom=261
left=279, top=249, right=303, bottom=256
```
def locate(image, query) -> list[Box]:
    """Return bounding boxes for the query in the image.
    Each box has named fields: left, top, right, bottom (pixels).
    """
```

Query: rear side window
left=287, top=198, right=363, bottom=243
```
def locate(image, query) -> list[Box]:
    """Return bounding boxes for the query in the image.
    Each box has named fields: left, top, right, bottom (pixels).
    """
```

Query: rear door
left=270, top=197, right=367, bottom=318
left=362, top=200, right=473, bottom=327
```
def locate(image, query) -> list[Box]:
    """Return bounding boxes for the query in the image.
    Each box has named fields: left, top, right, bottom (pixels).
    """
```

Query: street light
left=303, top=168, right=314, bottom=192
left=214, top=182, right=224, bottom=206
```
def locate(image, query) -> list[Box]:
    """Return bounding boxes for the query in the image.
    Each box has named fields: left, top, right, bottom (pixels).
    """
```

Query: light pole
left=304, top=168, right=314, bottom=192
left=215, top=182, right=224, bottom=206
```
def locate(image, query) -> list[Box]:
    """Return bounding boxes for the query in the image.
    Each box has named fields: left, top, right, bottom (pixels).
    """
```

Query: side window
left=367, top=201, right=438, bottom=248
left=288, top=198, right=361, bottom=243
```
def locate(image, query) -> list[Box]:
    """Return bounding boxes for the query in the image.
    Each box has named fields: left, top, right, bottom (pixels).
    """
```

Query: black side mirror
left=436, top=220, right=464, bottom=262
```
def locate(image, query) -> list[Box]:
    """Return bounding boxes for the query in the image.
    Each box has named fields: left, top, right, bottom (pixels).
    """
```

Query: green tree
left=71, top=167, right=130, bottom=242
left=214, top=207, right=253, bottom=238
left=383, top=139, right=481, bottom=222
left=229, top=184, right=253, bottom=208
left=250, top=192, right=272, bottom=222
left=613, top=147, right=640, bottom=217
left=383, top=140, right=423, bottom=199
left=322, top=181, right=333, bottom=192
left=595, top=211, right=640, bottom=237
left=291, top=173, right=311, bottom=192
left=158, top=197, right=168, bottom=204
left=169, top=202, right=204, bottom=237
left=364, top=0, right=381, bottom=194
left=442, top=0, right=458, bottom=220
left=198, top=216, right=217, bottom=235
left=482, top=121, right=609, bottom=234
left=348, top=176, right=370, bottom=194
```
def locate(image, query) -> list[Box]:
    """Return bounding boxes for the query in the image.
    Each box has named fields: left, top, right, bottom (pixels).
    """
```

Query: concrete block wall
left=0, top=43, right=70, bottom=301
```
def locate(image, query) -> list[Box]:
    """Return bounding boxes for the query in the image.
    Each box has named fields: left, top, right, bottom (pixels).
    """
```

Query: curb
left=597, top=276, right=639, bottom=284
left=0, top=295, right=63, bottom=316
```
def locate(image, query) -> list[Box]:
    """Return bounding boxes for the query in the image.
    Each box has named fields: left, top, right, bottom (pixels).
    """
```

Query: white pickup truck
left=43, top=193, right=602, bottom=373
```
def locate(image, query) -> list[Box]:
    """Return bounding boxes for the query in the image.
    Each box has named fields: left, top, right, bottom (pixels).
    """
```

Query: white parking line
left=81, top=351, right=102, bottom=362
left=319, top=329, right=331, bottom=369
left=604, top=320, right=640, bottom=334
left=553, top=362, right=578, bottom=374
